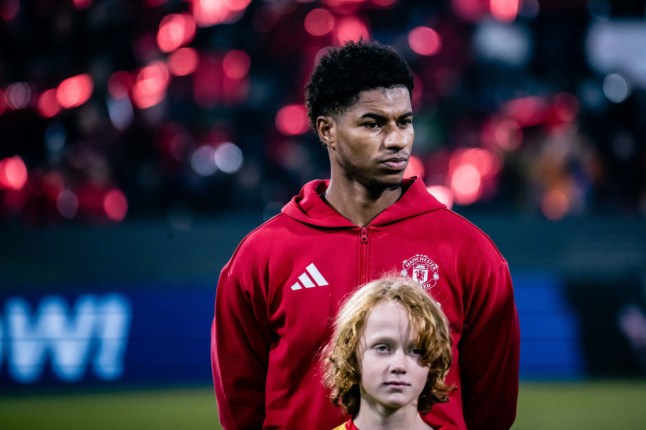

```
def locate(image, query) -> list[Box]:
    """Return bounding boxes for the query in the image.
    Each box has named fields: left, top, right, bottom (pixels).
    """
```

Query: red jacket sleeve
left=211, top=263, right=271, bottom=429
left=459, top=261, right=520, bottom=430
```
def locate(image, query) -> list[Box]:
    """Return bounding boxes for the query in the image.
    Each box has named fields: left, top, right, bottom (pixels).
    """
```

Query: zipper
left=358, top=227, right=369, bottom=285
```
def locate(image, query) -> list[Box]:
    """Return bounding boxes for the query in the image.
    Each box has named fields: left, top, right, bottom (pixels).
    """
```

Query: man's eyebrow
left=359, top=111, right=413, bottom=120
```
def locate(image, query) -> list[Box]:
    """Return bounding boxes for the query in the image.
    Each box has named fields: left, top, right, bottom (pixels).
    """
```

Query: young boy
left=323, top=277, right=453, bottom=430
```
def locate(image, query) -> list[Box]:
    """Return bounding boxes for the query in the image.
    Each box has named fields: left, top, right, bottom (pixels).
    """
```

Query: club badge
left=401, top=254, right=439, bottom=290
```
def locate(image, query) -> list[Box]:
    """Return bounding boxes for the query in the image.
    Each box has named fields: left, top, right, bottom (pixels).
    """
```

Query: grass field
left=1, top=381, right=645, bottom=429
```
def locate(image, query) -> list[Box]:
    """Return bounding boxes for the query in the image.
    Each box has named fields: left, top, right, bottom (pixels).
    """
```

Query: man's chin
left=365, top=176, right=404, bottom=193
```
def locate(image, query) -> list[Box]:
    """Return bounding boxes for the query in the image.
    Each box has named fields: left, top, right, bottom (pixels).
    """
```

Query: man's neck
left=323, top=180, right=403, bottom=227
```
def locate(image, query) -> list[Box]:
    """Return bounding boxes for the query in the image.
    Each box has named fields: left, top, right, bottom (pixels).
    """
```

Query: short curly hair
left=305, top=40, right=414, bottom=130
left=322, top=276, right=453, bottom=418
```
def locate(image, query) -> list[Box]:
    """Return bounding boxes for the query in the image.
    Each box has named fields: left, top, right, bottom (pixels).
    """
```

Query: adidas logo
left=290, top=263, right=329, bottom=291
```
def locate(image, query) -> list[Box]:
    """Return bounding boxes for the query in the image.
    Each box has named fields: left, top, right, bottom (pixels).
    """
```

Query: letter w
left=7, top=295, right=97, bottom=383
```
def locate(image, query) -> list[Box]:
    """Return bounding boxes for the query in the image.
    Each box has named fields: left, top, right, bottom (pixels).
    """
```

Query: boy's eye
left=374, top=344, right=390, bottom=353
left=409, top=347, right=424, bottom=356
left=399, top=118, right=413, bottom=126
left=363, top=122, right=379, bottom=129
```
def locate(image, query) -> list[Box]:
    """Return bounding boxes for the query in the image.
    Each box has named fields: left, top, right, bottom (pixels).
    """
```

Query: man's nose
left=383, top=124, right=410, bottom=149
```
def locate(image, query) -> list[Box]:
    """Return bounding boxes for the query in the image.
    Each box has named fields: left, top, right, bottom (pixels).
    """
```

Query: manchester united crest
left=401, top=254, right=439, bottom=290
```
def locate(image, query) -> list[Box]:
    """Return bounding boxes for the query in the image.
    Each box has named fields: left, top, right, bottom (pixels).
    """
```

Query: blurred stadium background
left=0, top=0, right=645, bottom=428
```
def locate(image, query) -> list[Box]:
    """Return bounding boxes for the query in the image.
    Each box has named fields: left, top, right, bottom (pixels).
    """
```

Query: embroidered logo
left=290, top=263, right=329, bottom=291
left=401, top=254, right=439, bottom=290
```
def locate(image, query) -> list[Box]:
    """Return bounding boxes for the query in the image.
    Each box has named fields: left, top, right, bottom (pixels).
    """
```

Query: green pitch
left=0, top=381, right=644, bottom=429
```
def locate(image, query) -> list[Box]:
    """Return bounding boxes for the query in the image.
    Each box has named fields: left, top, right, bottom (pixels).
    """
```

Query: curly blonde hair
left=322, top=276, right=453, bottom=417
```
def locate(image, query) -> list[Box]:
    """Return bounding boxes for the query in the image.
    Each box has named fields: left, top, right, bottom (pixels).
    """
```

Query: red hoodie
left=212, top=177, right=519, bottom=430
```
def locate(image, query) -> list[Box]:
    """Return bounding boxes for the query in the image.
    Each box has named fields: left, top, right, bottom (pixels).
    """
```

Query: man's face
left=325, top=86, right=414, bottom=189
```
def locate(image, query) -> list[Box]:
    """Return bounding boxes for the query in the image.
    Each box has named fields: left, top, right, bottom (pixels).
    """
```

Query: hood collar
left=281, top=177, right=446, bottom=228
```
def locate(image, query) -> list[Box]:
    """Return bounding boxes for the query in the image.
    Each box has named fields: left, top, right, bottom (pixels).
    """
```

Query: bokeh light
left=191, top=146, right=218, bottom=176
left=451, top=163, right=482, bottom=205
left=132, top=61, right=170, bottom=109
left=56, top=74, right=93, bottom=109
left=169, top=48, right=200, bottom=76
left=157, top=13, right=196, bottom=53
left=37, top=89, right=62, bottom=118
left=275, top=104, right=309, bottom=136
left=6, top=82, right=31, bottom=109
left=108, top=71, right=133, bottom=100
left=0, top=156, right=28, bottom=191
left=541, top=188, right=569, bottom=220
left=222, top=50, right=251, bottom=79
left=404, top=155, right=425, bottom=179
left=56, top=190, right=79, bottom=219
left=408, top=26, right=442, bottom=56
left=482, top=116, right=523, bottom=151
left=103, top=189, right=128, bottom=221
left=214, top=142, right=244, bottom=174
left=334, top=16, right=370, bottom=44
left=490, top=0, right=520, bottom=22
left=427, top=185, right=453, bottom=209
left=448, top=148, right=501, bottom=205
left=304, top=8, right=335, bottom=37
left=603, top=73, right=631, bottom=103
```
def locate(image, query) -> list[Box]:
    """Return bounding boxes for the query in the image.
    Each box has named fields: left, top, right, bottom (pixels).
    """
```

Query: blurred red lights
left=275, top=105, right=309, bottom=136
left=372, top=0, right=398, bottom=6
left=404, top=155, right=425, bottom=179
left=72, top=0, right=93, bottom=9
left=227, top=0, right=252, bottom=12
left=132, top=61, right=170, bottom=109
left=427, top=185, right=453, bottom=209
left=502, top=96, right=547, bottom=127
left=452, top=0, right=487, bottom=21
left=103, top=189, right=128, bottom=221
left=157, top=13, right=196, bottom=53
left=451, top=163, right=482, bottom=205
left=37, top=89, right=62, bottom=118
left=490, top=0, right=519, bottom=22
left=169, top=48, right=199, bottom=76
left=192, top=0, right=251, bottom=27
left=552, top=92, right=580, bottom=125
left=482, top=116, right=523, bottom=151
left=408, top=26, right=442, bottom=56
left=56, top=74, right=94, bottom=109
left=304, top=8, right=335, bottom=37
left=193, top=0, right=229, bottom=27
left=0, top=156, right=28, bottom=191
left=448, top=148, right=501, bottom=205
left=223, top=50, right=251, bottom=80
left=108, top=71, right=134, bottom=100
left=0, top=0, right=19, bottom=21
left=334, top=16, right=370, bottom=44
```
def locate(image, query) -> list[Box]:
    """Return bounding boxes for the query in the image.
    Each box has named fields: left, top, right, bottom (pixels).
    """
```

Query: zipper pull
left=360, top=227, right=368, bottom=243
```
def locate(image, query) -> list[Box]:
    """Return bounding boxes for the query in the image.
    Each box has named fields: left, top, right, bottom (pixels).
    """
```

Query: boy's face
left=357, top=300, right=429, bottom=415
left=321, top=86, right=414, bottom=189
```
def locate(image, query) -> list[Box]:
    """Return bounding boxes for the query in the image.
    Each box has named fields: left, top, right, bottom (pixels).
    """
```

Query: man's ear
left=316, top=116, right=335, bottom=148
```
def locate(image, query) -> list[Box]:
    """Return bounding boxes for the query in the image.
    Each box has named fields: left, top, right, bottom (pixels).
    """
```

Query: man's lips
left=380, top=157, right=408, bottom=170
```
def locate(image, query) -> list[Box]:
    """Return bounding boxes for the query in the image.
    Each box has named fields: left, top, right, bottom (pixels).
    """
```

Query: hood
left=281, top=177, right=446, bottom=228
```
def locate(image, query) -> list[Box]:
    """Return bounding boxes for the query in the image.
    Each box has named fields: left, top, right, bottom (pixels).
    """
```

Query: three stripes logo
left=290, top=263, right=329, bottom=291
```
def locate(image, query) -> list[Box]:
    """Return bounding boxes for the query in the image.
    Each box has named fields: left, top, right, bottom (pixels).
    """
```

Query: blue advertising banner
left=4, top=272, right=642, bottom=388
left=0, top=282, right=214, bottom=387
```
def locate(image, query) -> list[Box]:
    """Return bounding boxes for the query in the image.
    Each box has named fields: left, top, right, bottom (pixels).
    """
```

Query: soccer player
left=323, top=276, right=453, bottom=430
left=211, top=40, right=519, bottom=429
